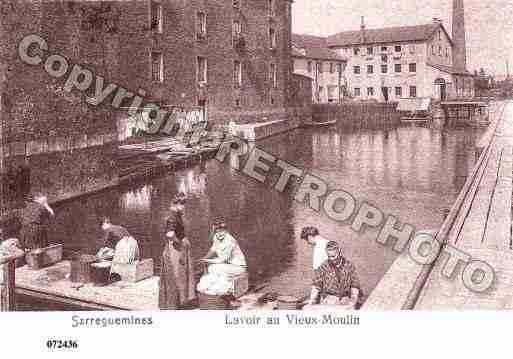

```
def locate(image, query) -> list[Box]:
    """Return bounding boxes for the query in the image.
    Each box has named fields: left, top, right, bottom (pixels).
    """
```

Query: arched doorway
left=435, top=78, right=447, bottom=101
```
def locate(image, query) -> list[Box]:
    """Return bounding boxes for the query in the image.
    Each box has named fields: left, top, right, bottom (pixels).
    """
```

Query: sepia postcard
left=0, top=0, right=512, bottom=356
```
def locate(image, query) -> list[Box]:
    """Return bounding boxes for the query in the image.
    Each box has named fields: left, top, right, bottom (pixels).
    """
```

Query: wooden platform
left=0, top=259, right=277, bottom=311
left=414, top=101, right=513, bottom=310
left=1, top=261, right=160, bottom=310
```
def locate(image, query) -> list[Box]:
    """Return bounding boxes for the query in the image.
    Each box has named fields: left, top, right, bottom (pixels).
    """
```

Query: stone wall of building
left=0, top=0, right=295, bottom=211
left=293, top=57, right=345, bottom=103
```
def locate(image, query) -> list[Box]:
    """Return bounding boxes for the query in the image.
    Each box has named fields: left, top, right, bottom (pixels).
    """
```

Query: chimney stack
left=452, top=0, right=467, bottom=71
left=360, top=16, right=366, bottom=44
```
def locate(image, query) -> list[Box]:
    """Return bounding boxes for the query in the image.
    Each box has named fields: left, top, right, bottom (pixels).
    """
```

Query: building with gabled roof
left=292, top=34, right=347, bottom=103
left=325, top=0, right=474, bottom=102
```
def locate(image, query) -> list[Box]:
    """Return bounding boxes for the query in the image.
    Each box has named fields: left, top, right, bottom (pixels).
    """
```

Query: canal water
left=49, top=123, right=485, bottom=299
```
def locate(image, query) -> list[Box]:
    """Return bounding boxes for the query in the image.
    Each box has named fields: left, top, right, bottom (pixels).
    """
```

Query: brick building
left=0, top=0, right=296, bottom=209
left=291, top=34, right=347, bottom=103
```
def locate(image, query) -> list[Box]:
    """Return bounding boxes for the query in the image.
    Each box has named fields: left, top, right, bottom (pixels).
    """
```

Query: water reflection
left=47, top=122, right=484, bottom=298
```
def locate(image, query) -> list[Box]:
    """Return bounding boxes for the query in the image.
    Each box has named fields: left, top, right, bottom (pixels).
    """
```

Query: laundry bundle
left=196, top=272, right=233, bottom=296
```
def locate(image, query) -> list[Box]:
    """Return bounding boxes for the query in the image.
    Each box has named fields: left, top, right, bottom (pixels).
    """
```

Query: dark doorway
left=435, top=78, right=447, bottom=101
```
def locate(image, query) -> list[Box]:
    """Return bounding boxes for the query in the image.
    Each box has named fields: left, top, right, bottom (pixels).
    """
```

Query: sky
left=292, top=0, right=513, bottom=76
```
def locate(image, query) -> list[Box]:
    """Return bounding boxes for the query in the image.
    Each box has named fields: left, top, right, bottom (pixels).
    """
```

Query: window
left=367, top=87, right=374, bottom=96
left=395, top=45, right=401, bottom=52
left=151, top=52, right=163, bottom=82
left=307, top=61, right=312, bottom=73
left=438, top=30, right=442, bottom=41
left=269, top=0, right=275, bottom=17
left=409, top=63, right=416, bottom=73
left=381, top=54, right=388, bottom=62
left=354, top=66, right=360, bottom=74
left=367, top=47, right=374, bottom=55
left=328, top=86, right=336, bottom=101
left=197, top=56, right=207, bottom=83
left=337, top=63, right=342, bottom=73
left=233, top=0, right=240, bottom=8
left=381, top=46, right=388, bottom=52
left=409, top=86, right=417, bottom=98
left=438, top=46, right=442, bottom=56
left=235, top=98, right=241, bottom=107
left=330, top=63, right=334, bottom=74
left=232, top=20, right=242, bottom=45
left=367, top=65, right=374, bottom=74
left=150, top=1, right=162, bottom=33
left=381, top=64, right=388, bottom=74
left=233, top=60, right=242, bottom=88
left=316, top=62, right=322, bottom=74
left=394, top=64, right=402, bottom=73
left=395, top=86, right=402, bottom=97
left=269, top=28, right=277, bottom=49
left=409, top=44, right=416, bottom=54
left=446, top=48, right=449, bottom=58
left=432, top=45, right=435, bottom=55
left=353, top=47, right=360, bottom=55
left=269, top=63, right=277, bottom=88
left=354, top=87, right=361, bottom=96
left=196, top=12, right=207, bottom=40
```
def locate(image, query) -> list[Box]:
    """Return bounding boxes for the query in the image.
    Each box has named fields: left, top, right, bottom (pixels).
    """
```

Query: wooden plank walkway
left=414, top=101, right=513, bottom=310
left=1, top=261, right=159, bottom=310
left=1, top=260, right=272, bottom=311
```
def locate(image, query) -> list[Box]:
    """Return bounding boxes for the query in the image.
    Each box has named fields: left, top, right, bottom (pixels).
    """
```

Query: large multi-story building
left=291, top=34, right=347, bottom=103
left=0, top=0, right=295, bottom=206
left=1, top=0, right=294, bottom=142
left=326, top=0, right=474, bottom=102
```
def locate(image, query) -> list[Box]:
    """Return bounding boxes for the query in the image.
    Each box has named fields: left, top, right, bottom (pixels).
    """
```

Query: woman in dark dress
left=19, top=194, right=55, bottom=250
left=158, top=193, right=196, bottom=310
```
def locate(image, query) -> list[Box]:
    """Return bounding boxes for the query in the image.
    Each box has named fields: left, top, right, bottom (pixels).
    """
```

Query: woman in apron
left=158, top=193, right=196, bottom=310
left=19, top=194, right=55, bottom=250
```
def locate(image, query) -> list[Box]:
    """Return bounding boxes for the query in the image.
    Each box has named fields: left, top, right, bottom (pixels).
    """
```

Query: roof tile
left=292, top=34, right=347, bottom=61
left=326, top=23, right=442, bottom=47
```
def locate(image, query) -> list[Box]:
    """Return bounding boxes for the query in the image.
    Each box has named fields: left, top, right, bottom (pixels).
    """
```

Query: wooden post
left=0, top=252, right=23, bottom=312
left=1, top=259, right=16, bottom=311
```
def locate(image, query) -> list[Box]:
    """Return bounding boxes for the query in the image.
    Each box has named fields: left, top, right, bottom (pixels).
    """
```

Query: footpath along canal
left=47, top=119, right=486, bottom=300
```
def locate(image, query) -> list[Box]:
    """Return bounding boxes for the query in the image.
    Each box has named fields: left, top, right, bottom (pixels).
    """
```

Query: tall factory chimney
left=360, top=16, right=366, bottom=44
left=452, top=0, right=467, bottom=71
